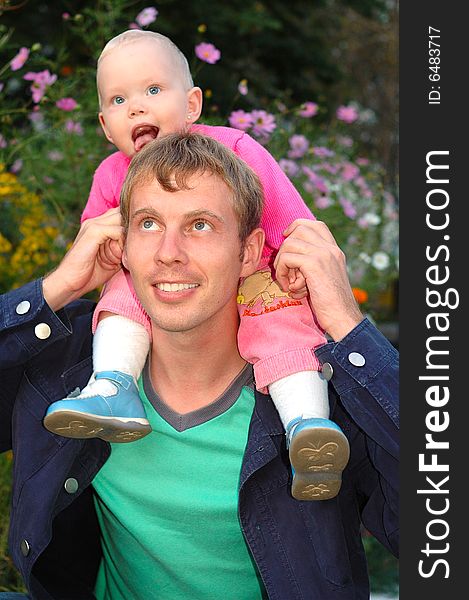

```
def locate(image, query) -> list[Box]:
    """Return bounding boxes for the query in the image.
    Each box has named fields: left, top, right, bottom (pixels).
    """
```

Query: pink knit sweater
left=81, top=124, right=315, bottom=264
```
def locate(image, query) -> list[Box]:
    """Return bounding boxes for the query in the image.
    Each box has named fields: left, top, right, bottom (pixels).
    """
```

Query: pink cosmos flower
left=355, top=176, right=366, bottom=188
left=314, top=179, right=329, bottom=195
left=288, top=134, right=309, bottom=159
left=299, top=101, right=318, bottom=118
left=28, top=109, right=46, bottom=131
left=195, top=43, right=221, bottom=64
left=339, top=197, right=357, bottom=219
left=65, top=120, right=83, bottom=135
left=357, top=217, right=370, bottom=229
left=313, top=146, right=334, bottom=158
left=0, top=134, right=7, bottom=149
left=10, top=47, right=30, bottom=71
left=238, top=79, right=248, bottom=96
left=302, top=166, right=329, bottom=194
left=279, top=159, right=300, bottom=178
left=23, top=70, right=57, bottom=103
left=56, top=97, right=78, bottom=111
left=62, top=12, right=71, bottom=20
left=336, top=105, right=359, bottom=124
left=356, top=157, right=369, bottom=166
left=315, top=196, right=333, bottom=210
left=341, top=162, right=359, bottom=181
left=10, top=159, right=23, bottom=174
left=228, top=110, right=253, bottom=131
left=135, top=7, right=158, bottom=27
left=250, top=110, right=276, bottom=137
left=337, top=135, right=353, bottom=147
left=321, top=163, right=339, bottom=175
left=129, top=22, right=141, bottom=29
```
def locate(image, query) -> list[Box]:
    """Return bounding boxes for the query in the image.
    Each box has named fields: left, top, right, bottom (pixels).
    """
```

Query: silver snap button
left=348, top=352, right=366, bottom=367
left=16, top=300, right=31, bottom=315
left=64, top=478, right=79, bottom=494
left=34, top=323, right=51, bottom=339
left=20, top=539, right=30, bottom=557
left=321, top=362, right=334, bottom=381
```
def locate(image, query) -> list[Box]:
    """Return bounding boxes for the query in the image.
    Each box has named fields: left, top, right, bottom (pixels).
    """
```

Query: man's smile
left=154, top=282, right=199, bottom=292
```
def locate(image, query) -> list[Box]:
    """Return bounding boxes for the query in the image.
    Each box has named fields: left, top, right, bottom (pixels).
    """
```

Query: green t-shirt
left=92, top=363, right=266, bottom=599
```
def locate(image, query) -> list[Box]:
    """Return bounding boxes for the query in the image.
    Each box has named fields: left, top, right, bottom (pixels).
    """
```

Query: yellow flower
left=0, top=164, right=59, bottom=290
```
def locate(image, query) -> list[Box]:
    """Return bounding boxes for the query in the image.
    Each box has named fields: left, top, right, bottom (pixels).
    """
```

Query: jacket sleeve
left=233, top=133, right=315, bottom=255
left=0, top=280, right=94, bottom=452
left=315, top=318, right=399, bottom=556
left=0, top=280, right=75, bottom=451
left=0, top=280, right=74, bottom=369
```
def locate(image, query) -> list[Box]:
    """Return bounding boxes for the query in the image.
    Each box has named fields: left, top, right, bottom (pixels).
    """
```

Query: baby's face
left=97, top=39, right=201, bottom=157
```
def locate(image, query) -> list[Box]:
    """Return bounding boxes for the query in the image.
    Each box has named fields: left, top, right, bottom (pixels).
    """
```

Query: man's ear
left=121, top=244, right=129, bottom=271
left=98, top=112, right=114, bottom=144
left=187, top=87, right=203, bottom=122
left=240, top=228, right=265, bottom=279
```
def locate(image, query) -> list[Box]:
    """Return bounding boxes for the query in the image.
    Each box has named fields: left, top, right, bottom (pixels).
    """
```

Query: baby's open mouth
left=132, top=125, right=159, bottom=152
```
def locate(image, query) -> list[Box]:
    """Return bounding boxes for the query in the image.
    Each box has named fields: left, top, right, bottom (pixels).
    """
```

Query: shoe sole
left=289, top=427, right=350, bottom=501
left=43, top=410, right=152, bottom=443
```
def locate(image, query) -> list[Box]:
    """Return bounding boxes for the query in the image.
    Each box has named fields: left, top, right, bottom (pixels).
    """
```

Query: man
left=0, top=133, right=398, bottom=599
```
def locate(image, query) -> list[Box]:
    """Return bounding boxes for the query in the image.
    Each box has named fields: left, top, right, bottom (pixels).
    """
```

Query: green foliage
left=363, top=534, right=399, bottom=594
left=0, top=453, right=26, bottom=593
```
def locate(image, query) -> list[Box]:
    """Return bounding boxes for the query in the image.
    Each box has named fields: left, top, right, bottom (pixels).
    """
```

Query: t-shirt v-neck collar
left=142, top=360, right=254, bottom=432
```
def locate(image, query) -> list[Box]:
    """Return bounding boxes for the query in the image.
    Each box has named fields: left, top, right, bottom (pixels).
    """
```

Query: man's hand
left=42, top=208, right=124, bottom=311
left=274, top=219, right=363, bottom=341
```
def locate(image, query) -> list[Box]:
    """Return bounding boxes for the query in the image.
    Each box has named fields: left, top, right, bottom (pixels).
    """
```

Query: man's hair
left=120, top=133, right=264, bottom=244
left=97, top=30, right=194, bottom=105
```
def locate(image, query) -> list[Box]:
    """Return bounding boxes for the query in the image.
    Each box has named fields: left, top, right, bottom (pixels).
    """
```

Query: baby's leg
left=237, top=267, right=349, bottom=500
left=44, top=269, right=152, bottom=443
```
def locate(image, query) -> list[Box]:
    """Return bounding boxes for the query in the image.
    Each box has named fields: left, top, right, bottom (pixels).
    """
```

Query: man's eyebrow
left=130, top=208, right=225, bottom=224
left=184, top=209, right=225, bottom=224
left=130, top=207, right=163, bottom=221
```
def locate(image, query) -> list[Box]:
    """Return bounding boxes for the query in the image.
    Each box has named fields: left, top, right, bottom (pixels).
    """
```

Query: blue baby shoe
left=43, top=371, right=152, bottom=443
left=286, top=417, right=350, bottom=501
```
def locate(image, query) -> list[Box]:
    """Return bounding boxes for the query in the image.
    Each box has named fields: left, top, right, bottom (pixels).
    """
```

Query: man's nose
left=154, top=230, right=188, bottom=265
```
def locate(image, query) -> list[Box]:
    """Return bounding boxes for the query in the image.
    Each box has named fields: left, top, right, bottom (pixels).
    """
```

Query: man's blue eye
left=143, top=220, right=155, bottom=229
left=113, top=96, right=125, bottom=105
left=194, top=221, right=210, bottom=231
left=148, top=86, right=160, bottom=96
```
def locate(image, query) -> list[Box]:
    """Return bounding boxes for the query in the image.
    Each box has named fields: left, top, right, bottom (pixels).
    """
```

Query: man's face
left=97, top=39, right=200, bottom=157
left=123, top=173, right=256, bottom=336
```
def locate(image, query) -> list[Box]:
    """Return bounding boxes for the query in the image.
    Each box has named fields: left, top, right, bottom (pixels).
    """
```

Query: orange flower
left=60, top=65, right=73, bottom=76
left=352, top=287, right=368, bottom=304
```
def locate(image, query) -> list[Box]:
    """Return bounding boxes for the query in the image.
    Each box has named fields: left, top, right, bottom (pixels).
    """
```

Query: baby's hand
left=287, top=268, right=308, bottom=299
left=276, top=266, right=308, bottom=299
left=98, top=238, right=123, bottom=270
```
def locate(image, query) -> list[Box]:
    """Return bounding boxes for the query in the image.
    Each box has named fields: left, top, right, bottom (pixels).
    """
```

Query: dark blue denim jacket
left=0, top=280, right=399, bottom=600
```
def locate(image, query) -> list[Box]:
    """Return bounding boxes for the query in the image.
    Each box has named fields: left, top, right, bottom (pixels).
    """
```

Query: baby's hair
left=97, top=30, right=194, bottom=104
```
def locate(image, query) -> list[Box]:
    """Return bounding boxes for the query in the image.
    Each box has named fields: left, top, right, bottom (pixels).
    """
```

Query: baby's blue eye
left=113, top=96, right=125, bottom=105
left=147, top=86, right=161, bottom=96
